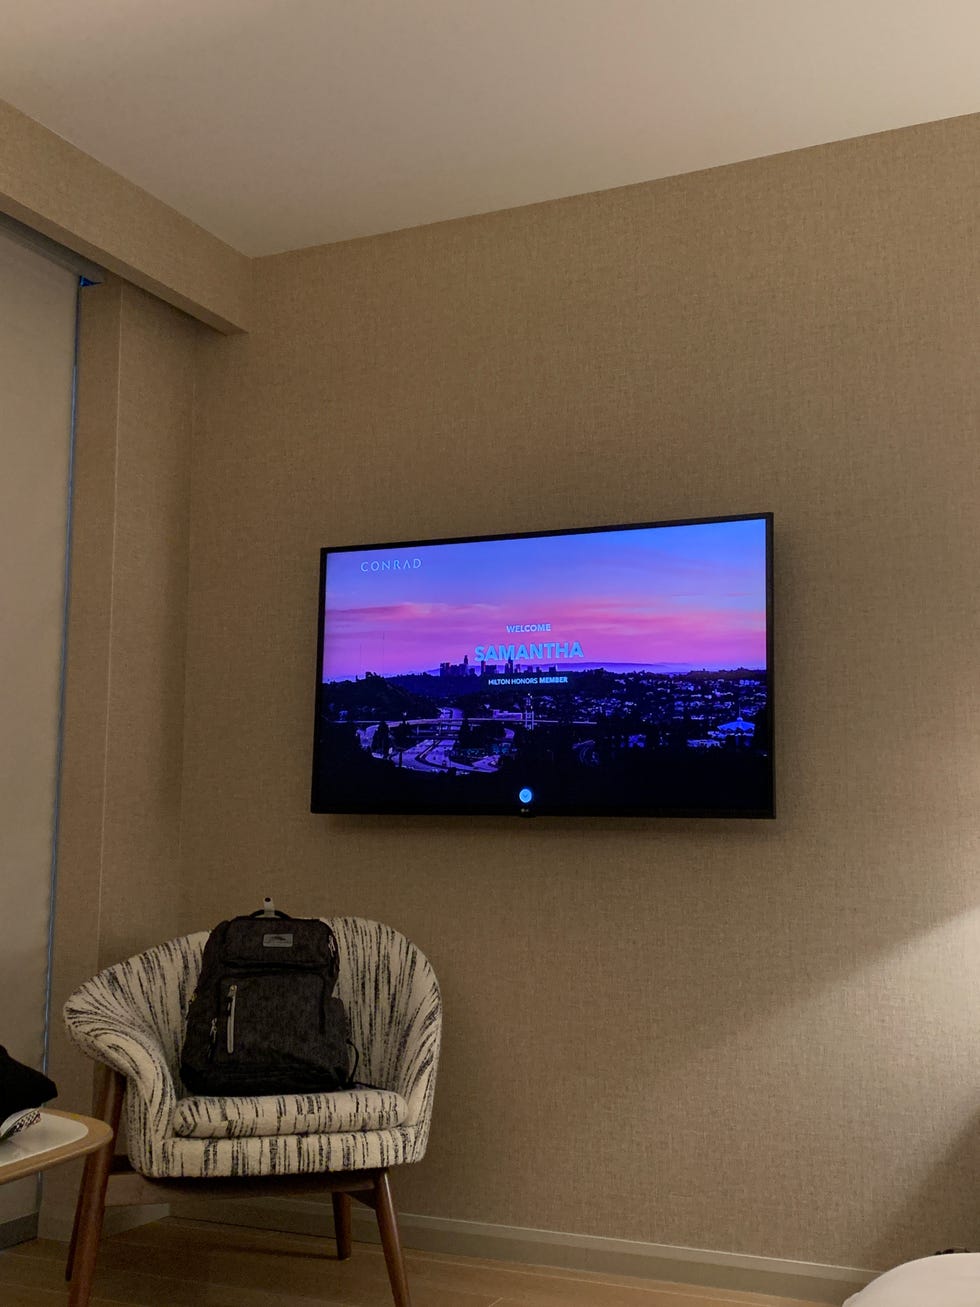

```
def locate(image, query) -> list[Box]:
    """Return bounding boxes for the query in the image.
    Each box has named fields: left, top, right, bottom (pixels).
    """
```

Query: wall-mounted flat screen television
left=311, top=512, right=773, bottom=818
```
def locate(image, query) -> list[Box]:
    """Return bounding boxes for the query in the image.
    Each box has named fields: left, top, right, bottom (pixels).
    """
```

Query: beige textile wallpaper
left=46, top=280, right=201, bottom=1223
left=175, top=114, right=980, bottom=1271
left=0, top=232, right=77, bottom=1229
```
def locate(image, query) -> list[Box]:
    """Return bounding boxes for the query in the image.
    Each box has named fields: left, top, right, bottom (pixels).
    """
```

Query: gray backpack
left=180, top=902, right=356, bottom=1096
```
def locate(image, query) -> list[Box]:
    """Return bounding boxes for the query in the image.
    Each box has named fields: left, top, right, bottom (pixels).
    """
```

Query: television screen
left=311, top=513, right=773, bottom=817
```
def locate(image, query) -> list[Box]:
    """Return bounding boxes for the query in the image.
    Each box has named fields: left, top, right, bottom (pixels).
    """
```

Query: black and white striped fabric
left=172, top=1086, right=408, bottom=1139
left=63, top=917, right=441, bottom=1179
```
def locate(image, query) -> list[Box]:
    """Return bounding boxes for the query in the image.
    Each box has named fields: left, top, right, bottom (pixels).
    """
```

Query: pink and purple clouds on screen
left=321, top=517, right=768, bottom=682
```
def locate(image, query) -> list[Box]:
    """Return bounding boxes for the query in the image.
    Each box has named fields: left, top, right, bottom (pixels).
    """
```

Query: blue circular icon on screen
left=518, top=787, right=534, bottom=805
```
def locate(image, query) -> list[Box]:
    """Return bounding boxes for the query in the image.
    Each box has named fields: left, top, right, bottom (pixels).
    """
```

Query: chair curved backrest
left=332, top=917, right=440, bottom=1129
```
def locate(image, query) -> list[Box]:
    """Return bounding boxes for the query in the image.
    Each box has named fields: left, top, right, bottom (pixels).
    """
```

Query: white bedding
left=843, top=1254, right=980, bottom=1305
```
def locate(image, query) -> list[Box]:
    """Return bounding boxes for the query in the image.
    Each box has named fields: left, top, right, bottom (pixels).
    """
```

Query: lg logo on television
left=359, top=557, right=422, bottom=573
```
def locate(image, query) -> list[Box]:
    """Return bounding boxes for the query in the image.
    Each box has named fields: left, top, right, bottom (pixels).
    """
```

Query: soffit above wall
left=2, top=0, right=980, bottom=258
left=0, top=100, right=250, bottom=333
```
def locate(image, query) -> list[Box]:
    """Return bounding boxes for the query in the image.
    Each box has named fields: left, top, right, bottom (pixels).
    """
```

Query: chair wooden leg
left=65, top=1066, right=124, bottom=1307
left=373, top=1170, right=412, bottom=1307
left=332, top=1190, right=353, bottom=1259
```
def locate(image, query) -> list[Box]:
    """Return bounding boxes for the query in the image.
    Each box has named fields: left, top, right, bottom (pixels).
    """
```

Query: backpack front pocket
left=216, top=971, right=328, bottom=1068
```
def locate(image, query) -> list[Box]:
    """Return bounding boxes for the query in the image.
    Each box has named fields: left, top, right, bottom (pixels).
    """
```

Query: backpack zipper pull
left=208, top=1016, right=218, bottom=1059
left=226, top=984, right=238, bottom=1054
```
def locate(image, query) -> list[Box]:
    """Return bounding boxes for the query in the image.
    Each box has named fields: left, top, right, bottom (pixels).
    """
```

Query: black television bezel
left=311, top=511, right=774, bottom=819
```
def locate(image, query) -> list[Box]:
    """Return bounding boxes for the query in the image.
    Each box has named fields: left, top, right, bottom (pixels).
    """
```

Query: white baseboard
left=171, top=1194, right=875, bottom=1305
left=38, top=1203, right=170, bottom=1243
left=0, top=1213, right=38, bottom=1250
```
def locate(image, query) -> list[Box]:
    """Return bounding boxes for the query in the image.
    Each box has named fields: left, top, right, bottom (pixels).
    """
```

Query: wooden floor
left=0, top=1218, right=834, bottom=1307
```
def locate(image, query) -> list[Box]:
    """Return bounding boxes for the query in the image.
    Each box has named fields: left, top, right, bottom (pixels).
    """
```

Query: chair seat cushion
left=172, top=1087, right=409, bottom=1139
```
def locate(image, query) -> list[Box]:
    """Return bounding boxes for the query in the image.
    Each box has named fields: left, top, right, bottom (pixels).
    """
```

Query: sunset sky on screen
left=321, top=518, right=768, bottom=681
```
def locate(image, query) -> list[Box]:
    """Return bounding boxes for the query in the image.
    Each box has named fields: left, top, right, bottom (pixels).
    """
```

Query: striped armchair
left=63, top=917, right=441, bottom=1307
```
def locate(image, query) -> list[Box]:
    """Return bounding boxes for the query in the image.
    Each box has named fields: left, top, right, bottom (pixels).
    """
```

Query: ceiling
left=2, top=0, right=979, bottom=257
